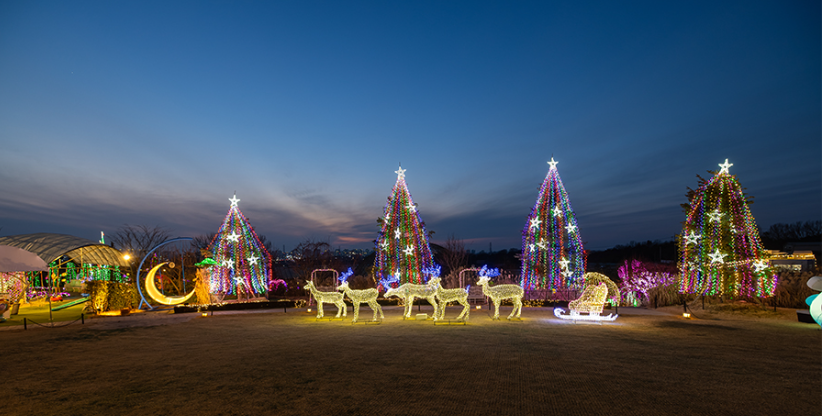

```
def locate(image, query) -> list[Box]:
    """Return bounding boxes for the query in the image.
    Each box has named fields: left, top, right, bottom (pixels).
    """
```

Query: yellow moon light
left=145, top=262, right=196, bottom=305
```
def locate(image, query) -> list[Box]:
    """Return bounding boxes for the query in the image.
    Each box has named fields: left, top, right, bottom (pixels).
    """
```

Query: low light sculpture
left=383, top=268, right=439, bottom=319
left=303, top=280, right=346, bottom=319
left=554, top=282, right=618, bottom=322
left=337, top=268, right=383, bottom=323
left=476, top=265, right=523, bottom=320
left=429, top=276, right=470, bottom=321
left=145, top=262, right=196, bottom=306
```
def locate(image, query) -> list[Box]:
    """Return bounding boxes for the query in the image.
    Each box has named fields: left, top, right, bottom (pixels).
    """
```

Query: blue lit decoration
left=521, top=158, right=585, bottom=290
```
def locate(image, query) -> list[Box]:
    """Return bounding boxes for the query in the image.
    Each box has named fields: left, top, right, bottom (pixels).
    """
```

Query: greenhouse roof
left=0, top=233, right=129, bottom=267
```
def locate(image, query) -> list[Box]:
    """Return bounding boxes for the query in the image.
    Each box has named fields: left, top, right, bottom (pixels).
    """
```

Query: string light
left=521, top=158, right=585, bottom=290
left=679, top=160, right=777, bottom=298
left=337, top=269, right=383, bottom=322
left=208, top=194, right=272, bottom=296
left=303, top=280, right=347, bottom=319
left=375, top=165, right=434, bottom=285
left=554, top=282, right=618, bottom=321
left=384, top=280, right=439, bottom=319
left=429, top=276, right=470, bottom=321
left=476, top=265, right=523, bottom=320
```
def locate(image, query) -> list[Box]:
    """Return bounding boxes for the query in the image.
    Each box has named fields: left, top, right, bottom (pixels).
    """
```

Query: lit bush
left=618, top=260, right=679, bottom=306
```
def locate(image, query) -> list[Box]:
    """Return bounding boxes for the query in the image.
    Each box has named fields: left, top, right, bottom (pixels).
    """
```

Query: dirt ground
left=5, top=304, right=820, bottom=416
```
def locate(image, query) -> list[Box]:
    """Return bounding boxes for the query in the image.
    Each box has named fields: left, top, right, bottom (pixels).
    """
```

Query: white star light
left=404, top=245, right=415, bottom=256
left=565, top=224, right=577, bottom=234
left=753, top=259, right=769, bottom=273
left=684, top=231, right=701, bottom=245
left=395, top=269, right=401, bottom=280
left=221, top=259, right=234, bottom=269
left=558, top=257, right=570, bottom=270
left=247, top=256, right=259, bottom=265
left=529, top=244, right=536, bottom=252
left=561, top=269, right=573, bottom=278
left=395, top=165, right=406, bottom=180
left=227, top=232, right=241, bottom=242
left=552, top=205, right=562, bottom=217
left=234, top=275, right=245, bottom=285
left=529, top=217, right=542, bottom=230
left=380, top=240, right=389, bottom=251
left=229, top=194, right=241, bottom=207
left=708, top=210, right=723, bottom=223
left=709, top=249, right=726, bottom=264
left=536, top=239, right=548, bottom=250
left=394, top=227, right=401, bottom=239
left=407, top=202, right=416, bottom=212
left=547, top=157, right=559, bottom=170
left=718, top=159, right=733, bottom=174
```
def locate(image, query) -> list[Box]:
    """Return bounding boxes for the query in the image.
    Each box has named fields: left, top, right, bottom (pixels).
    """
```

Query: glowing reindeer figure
left=430, top=279, right=471, bottom=321
left=476, top=265, right=523, bottom=320
left=337, top=268, right=383, bottom=323
left=303, top=280, right=347, bottom=319
left=382, top=270, right=439, bottom=319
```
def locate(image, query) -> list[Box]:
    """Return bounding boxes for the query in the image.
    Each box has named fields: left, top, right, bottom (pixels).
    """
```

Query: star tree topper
left=547, top=157, right=559, bottom=170
left=395, top=165, right=406, bottom=180
left=229, top=194, right=241, bottom=207
left=718, top=159, right=733, bottom=175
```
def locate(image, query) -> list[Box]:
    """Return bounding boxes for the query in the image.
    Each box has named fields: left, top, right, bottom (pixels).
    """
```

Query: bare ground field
left=5, top=305, right=820, bottom=416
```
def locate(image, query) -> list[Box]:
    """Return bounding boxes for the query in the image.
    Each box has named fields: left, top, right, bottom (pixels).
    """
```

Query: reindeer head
left=422, top=264, right=441, bottom=282
left=428, top=276, right=442, bottom=288
left=378, top=274, right=400, bottom=292
left=477, top=264, right=500, bottom=286
left=302, top=280, right=315, bottom=290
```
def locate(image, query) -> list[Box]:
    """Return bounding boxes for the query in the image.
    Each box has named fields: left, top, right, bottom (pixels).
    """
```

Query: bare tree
left=110, top=224, right=172, bottom=262
left=289, top=239, right=342, bottom=285
left=441, top=234, right=467, bottom=288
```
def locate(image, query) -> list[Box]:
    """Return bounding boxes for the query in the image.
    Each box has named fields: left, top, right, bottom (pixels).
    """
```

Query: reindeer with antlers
left=303, top=280, right=347, bottom=319
left=427, top=266, right=471, bottom=321
left=380, top=269, right=439, bottom=320
left=476, top=265, right=523, bottom=320
left=337, top=268, right=383, bottom=323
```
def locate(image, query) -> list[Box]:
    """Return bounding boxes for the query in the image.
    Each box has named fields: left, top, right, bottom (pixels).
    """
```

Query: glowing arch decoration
left=145, top=262, right=196, bottom=305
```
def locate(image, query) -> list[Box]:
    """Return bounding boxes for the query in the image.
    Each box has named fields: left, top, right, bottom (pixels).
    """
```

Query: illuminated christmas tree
left=521, top=158, right=585, bottom=290
left=374, top=165, right=434, bottom=285
left=208, top=194, right=271, bottom=296
left=679, top=159, right=776, bottom=298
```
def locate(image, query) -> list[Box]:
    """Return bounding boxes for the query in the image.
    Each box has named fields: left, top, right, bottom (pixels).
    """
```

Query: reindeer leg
left=335, top=300, right=343, bottom=318
left=317, top=302, right=324, bottom=319
left=430, top=297, right=438, bottom=320
left=458, top=298, right=469, bottom=320
left=352, top=302, right=360, bottom=323
left=493, top=300, right=501, bottom=320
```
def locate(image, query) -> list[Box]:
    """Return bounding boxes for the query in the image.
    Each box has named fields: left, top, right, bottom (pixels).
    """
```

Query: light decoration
left=582, top=272, right=620, bottom=306
left=805, top=276, right=822, bottom=327
left=0, top=272, right=26, bottom=303
left=554, top=282, right=618, bottom=322
left=303, top=280, right=347, bottom=319
left=618, top=260, right=678, bottom=306
left=337, top=268, right=383, bottom=322
left=144, top=262, right=196, bottom=305
left=679, top=160, right=777, bottom=298
left=208, top=194, right=272, bottom=297
left=521, top=158, right=585, bottom=290
left=429, top=275, right=470, bottom=321
left=375, top=165, right=434, bottom=285
left=383, top=267, right=439, bottom=319
left=476, top=265, right=523, bottom=320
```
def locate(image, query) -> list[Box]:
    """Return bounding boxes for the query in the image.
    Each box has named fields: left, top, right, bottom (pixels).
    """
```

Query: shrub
left=771, top=271, right=817, bottom=308
left=84, top=280, right=138, bottom=313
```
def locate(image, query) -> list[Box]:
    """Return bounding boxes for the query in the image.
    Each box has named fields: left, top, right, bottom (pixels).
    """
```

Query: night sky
left=1, top=1, right=819, bottom=252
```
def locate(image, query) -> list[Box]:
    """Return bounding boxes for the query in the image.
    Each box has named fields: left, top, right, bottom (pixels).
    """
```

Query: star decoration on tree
left=229, top=194, right=241, bottom=207
left=753, top=259, right=769, bottom=273
left=536, top=239, right=548, bottom=250
left=552, top=205, right=562, bottom=217
left=529, top=244, right=536, bottom=252
left=247, top=256, right=259, bottom=265
left=404, top=245, right=415, bottom=256
left=547, top=157, right=559, bottom=170
left=709, top=249, right=726, bottom=264
left=394, top=227, right=401, bottom=239
left=707, top=209, right=723, bottom=223
left=380, top=240, right=389, bottom=251
left=684, top=231, right=701, bottom=245
left=395, top=165, right=406, bottom=180
left=565, top=224, right=577, bottom=234
left=221, top=259, right=234, bottom=269
left=529, top=217, right=542, bottom=230
left=394, top=269, right=401, bottom=279
left=561, top=269, right=573, bottom=278
left=227, top=232, right=241, bottom=242
left=407, top=202, right=416, bottom=212
left=558, top=257, right=570, bottom=270
left=718, top=159, right=733, bottom=175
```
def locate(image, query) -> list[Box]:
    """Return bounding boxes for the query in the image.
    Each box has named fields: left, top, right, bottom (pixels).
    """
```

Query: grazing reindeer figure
left=383, top=267, right=439, bottom=319
left=429, top=276, right=470, bottom=321
left=337, top=268, right=383, bottom=323
left=303, top=280, right=347, bottom=319
left=476, top=265, right=523, bottom=320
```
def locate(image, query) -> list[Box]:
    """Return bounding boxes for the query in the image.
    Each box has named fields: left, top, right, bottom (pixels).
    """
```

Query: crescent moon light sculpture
left=145, top=262, right=196, bottom=306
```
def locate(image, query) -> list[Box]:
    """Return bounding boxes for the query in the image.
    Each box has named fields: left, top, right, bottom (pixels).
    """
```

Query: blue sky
left=0, top=1, right=819, bottom=251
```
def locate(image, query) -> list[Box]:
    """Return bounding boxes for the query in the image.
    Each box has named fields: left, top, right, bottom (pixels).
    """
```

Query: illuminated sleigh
left=554, top=282, right=618, bottom=322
